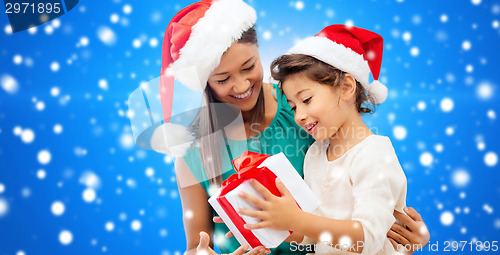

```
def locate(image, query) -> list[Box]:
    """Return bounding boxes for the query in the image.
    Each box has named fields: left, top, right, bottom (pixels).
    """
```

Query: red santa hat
left=143, top=0, right=256, bottom=157
left=160, top=0, right=257, bottom=123
left=287, top=24, right=388, bottom=104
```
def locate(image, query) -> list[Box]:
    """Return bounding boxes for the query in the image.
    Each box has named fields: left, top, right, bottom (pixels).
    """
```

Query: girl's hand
left=196, top=231, right=269, bottom=255
left=387, top=207, right=430, bottom=254
left=238, top=178, right=302, bottom=231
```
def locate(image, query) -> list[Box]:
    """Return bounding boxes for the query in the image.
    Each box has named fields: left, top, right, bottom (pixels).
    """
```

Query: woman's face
left=207, top=43, right=263, bottom=112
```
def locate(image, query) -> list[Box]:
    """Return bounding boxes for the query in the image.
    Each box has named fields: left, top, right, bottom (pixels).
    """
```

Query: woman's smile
left=208, top=43, right=263, bottom=112
left=231, top=84, right=254, bottom=101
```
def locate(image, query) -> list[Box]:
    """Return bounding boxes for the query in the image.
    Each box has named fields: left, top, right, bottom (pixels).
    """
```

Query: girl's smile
left=283, top=74, right=349, bottom=141
left=304, top=121, right=318, bottom=135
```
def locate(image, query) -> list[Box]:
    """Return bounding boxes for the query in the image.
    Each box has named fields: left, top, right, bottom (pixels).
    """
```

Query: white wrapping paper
left=208, top=152, right=321, bottom=249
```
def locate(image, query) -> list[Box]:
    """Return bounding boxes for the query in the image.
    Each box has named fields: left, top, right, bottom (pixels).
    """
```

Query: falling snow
left=51, top=201, right=65, bottom=216
left=59, top=230, right=73, bottom=245
left=1, top=1, right=499, bottom=254
left=440, top=211, right=454, bottom=226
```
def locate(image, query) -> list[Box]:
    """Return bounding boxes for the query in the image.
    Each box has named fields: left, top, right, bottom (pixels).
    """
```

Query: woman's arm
left=387, top=207, right=430, bottom=254
left=176, top=158, right=269, bottom=255
left=176, top=158, right=214, bottom=253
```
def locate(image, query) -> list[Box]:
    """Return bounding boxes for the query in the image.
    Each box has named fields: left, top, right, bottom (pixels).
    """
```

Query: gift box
left=208, top=151, right=320, bottom=249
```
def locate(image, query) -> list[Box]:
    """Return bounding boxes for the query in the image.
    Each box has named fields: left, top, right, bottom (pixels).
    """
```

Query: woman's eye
left=290, top=106, right=296, bottom=112
left=243, top=64, right=255, bottom=71
left=303, top=97, right=312, bottom=104
left=217, top=77, right=230, bottom=84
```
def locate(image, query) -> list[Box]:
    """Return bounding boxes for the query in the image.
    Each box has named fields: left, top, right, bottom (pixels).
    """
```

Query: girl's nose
left=294, top=109, right=307, bottom=124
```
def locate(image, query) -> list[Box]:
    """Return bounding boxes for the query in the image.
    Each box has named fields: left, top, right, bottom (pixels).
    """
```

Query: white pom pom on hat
left=368, top=80, right=388, bottom=104
left=150, top=123, right=195, bottom=157
left=287, top=24, right=388, bottom=104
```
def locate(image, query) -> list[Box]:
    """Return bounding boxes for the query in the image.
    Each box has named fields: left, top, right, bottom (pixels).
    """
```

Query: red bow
left=217, top=151, right=281, bottom=248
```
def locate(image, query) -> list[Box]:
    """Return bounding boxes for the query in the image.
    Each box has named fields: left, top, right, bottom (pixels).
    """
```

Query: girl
left=236, top=25, right=419, bottom=254
left=157, top=0, right=429, bottom=253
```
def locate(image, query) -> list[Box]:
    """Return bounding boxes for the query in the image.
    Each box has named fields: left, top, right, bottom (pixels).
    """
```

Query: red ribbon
left=217, top=151, right=283, bottom=248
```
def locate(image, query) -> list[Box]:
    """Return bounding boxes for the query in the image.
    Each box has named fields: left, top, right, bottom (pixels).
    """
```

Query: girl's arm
left=284, top=232, right=304, bottom=243
left=292, top=212, right=364, bottom=252
left=240, top=142, right=406, bottom=254
left=239, top=179, right=364, bottom=253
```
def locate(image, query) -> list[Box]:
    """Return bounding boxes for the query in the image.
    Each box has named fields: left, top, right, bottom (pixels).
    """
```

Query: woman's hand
left=387, top=207, right=430, bottom=254
left=196, top=231, right=269, bottom=255
left=213, top=216, right=235, bottom=238
left=238, top=178, right=302, bottom=231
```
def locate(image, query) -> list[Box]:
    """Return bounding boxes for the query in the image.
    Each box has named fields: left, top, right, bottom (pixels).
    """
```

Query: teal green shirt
left=183, top=84, right=315, bottom=254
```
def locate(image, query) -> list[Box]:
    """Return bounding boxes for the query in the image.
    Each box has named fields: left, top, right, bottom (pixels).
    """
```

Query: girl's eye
left=290, top=106, right=296, bottom=112
left=217, top=77, right=230, bottom=84
left=303, top=97, right=312, bottom=104
left=243, top=64, right=255, bottom=71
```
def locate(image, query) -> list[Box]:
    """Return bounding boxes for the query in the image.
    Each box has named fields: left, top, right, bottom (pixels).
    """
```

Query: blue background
left=1, top=0, right=499, bottom=254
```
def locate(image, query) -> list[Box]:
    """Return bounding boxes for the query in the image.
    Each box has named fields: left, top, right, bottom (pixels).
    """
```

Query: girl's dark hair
left=270, top=54, right=375, bottom=114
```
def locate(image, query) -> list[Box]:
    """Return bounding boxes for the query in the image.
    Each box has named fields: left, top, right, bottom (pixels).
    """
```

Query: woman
left=158, top=0, right=430, bottom=254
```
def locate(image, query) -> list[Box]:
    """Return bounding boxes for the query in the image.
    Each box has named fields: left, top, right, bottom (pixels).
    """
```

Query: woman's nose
left=232, top=75, right=251, bottom=93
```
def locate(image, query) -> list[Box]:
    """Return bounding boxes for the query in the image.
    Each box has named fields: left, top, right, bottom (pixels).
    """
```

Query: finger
left=387, top=229, right=410, bottom=246
left=197, top=231, right=211, bottom=251
left=244, top=222, right=269, bottom=230
left=239, top=191, right=268, bottom=210
left=388, top=237, right=398, bottom=249
left=213, top=216, right=224, bottom=223
left=275, top=178, right=292, bottom=197
left=232, top=244, right=250, bottom=255
left=394, top=210, right=418, bottom=232
left=404, top=207, right=423, bottom=221
left=225, top=231, right=234, bottom=238
left=389, top=237, right=408, bottom=253
left=245, top=246, right=269, bottom=255
left=238, top=208, right=266, bottom=220
left=249, top=180, right=275, bottom=201
left=391, top=222, right=415, bottom=242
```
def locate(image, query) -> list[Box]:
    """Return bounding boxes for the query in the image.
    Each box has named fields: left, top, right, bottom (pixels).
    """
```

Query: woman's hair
left=238, top=26, right=258, bottom=45
left=236, top=26, right=265, bottom=136
left=271, top=54, right=375, bottom=114
left=195, top=26, right=263, bottom=187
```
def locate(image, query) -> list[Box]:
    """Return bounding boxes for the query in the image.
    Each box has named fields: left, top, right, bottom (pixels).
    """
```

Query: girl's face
left=207, top=43, right=263, bottom=112
left=283, top=74, right=350, bottom=141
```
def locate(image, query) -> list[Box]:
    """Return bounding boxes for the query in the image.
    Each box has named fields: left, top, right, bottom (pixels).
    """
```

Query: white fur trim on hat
left=167, top=0, right=257, bottom=91
left=287, top=36, right=371, bottom=88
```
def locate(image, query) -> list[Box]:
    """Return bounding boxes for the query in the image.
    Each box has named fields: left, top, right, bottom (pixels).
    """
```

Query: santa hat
left=160, top=0, right=257, bottom=123
left=142, top=0, right=256, bottom=157
left=287, top=24, right=388, bottom=104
